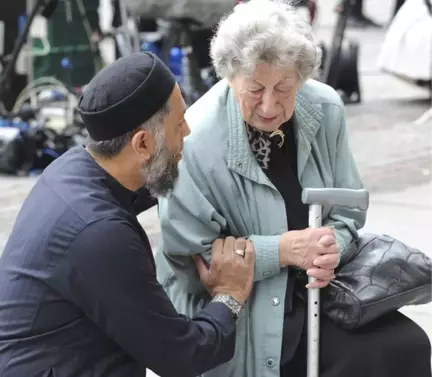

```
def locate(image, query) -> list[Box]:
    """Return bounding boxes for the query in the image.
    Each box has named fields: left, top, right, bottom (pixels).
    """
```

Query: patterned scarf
left=246, top=125, right=272, bottom=170
left=246, top=123, right=286, bottom=170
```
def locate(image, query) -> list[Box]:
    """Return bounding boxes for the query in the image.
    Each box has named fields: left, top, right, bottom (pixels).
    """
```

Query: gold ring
left=234, top=249, right=245, bottom=257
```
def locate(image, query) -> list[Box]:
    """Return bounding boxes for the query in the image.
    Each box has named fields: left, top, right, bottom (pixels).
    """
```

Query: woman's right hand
left=194, top=237, right=255, bottom=305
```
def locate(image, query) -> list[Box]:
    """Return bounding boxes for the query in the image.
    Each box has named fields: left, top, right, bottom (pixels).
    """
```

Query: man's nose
left=182, top=121, right=191, bottom=137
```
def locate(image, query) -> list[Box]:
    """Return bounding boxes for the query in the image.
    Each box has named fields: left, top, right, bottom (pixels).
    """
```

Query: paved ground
left=0, top=0, right=431, bottom=375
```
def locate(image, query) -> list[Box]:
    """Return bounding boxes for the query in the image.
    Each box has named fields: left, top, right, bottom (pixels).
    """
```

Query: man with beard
left=0, top=52, right=255, bottom=377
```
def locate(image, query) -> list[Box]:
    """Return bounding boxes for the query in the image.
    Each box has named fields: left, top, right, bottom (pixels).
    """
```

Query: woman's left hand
left=306, top=234, right=340, bottom=289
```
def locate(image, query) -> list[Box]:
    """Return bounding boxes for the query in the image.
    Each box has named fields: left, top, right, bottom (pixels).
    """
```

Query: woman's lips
left=259, top=115, right=279, bottom=123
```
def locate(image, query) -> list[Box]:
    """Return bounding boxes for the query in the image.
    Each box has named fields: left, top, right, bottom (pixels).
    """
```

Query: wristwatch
left=211, top=294, right=244, bottom=320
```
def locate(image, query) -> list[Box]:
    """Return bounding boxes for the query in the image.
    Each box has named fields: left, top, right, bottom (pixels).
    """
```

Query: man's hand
left=279, top=227, right=340, bottom=289
left=194, top=237, right=255, bottom=305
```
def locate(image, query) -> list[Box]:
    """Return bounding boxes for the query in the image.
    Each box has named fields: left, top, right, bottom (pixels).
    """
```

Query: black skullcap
left=78, top=52, right=176, bottom=141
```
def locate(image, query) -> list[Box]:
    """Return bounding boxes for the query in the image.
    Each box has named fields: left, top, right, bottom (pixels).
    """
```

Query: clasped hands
left=194, top=227, right=340, bottom=295
left=280, top=227, right=340, bottom=289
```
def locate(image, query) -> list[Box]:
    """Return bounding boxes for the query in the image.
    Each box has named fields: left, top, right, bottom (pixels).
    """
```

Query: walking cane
left=301, top=188, right=370, bottom=377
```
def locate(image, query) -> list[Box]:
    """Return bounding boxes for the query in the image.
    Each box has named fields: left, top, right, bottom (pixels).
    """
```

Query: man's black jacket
left=0, top=146, right=236, bottom=377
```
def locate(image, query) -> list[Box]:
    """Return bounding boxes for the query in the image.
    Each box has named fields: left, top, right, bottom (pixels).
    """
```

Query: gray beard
left=141, top=140, right=180, bottom=198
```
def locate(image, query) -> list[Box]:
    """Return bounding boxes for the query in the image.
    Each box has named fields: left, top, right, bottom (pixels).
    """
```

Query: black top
left=249, top=119, right=309, bottom=366
left=0, top=146, right=236, bottom=377
left=261, top=120, right=309, bottom=231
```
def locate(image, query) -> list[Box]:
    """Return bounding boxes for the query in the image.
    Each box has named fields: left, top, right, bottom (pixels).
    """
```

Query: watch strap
left=211, top=294, right=244, bottom=319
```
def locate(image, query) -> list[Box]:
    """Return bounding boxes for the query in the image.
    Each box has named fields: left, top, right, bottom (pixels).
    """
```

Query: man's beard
left=141, top=135, right=180, bottom=198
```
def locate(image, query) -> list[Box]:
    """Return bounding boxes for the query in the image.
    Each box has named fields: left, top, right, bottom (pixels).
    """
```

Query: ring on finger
left=234, top=249, right=245, bottom=258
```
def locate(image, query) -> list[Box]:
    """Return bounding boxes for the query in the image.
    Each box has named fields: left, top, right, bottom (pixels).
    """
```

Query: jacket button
left=271, top=297, right=280, bottom=306
left=266, top=358, right=275, bottom=368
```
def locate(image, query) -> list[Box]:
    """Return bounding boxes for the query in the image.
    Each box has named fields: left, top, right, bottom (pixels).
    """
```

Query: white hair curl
left=210, top=0, right=322, bottom=82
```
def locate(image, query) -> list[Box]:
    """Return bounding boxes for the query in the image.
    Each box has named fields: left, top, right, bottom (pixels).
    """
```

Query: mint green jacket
left=154, top=79, right=366, bottom=377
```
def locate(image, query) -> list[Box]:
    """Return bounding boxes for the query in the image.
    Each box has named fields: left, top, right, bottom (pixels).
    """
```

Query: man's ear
left=131, top=129, right=154, bottom=161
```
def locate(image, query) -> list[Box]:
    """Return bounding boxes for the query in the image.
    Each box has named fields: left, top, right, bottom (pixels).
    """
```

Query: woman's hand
left=279, top=228, right=340, bottom=289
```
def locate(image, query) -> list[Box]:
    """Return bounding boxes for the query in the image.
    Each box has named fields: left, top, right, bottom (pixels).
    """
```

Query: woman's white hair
left=210, top=0, right=322, bottom=82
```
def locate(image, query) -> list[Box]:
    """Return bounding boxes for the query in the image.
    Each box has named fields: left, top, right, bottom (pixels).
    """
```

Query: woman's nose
left=259, top=91, right=278, bottom=115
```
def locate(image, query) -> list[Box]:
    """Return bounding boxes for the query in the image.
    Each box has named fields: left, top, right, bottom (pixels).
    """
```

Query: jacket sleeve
left=49, top=218, right=237, bottom=377
left=323, top=101, right=367, bottom=253
left=158, top=157, right=281, bottom=295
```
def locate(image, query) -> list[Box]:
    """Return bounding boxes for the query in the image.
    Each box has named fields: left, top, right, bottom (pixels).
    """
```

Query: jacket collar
left=226, top=86, right=323, bottom=183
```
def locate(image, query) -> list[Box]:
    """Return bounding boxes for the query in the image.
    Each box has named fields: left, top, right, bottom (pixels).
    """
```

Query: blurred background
left=0, top=1, right=430, bottom=375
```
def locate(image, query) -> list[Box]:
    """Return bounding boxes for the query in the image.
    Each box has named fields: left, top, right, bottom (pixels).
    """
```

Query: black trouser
left=280, top=305, right=431, bottom=377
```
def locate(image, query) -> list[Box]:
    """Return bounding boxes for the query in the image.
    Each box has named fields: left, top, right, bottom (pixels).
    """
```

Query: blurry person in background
left=377, top=0, right=432, bottom=88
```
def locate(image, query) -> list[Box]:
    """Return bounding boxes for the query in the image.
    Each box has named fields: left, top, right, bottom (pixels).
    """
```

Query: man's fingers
left=234, top=238, right=247, bottom=256
left=193, top=255, right=209, bottom=282
left=211, top=238, right=224, bottom=261
left=223, top=236, right=236, bottom=255
left=243, top=240, right=255, bottom=267
left=313, top=253, right=340, bottom=269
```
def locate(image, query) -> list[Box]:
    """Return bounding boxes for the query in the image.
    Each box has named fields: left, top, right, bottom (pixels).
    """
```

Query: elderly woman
left=154, top=1, right=431, bottom=376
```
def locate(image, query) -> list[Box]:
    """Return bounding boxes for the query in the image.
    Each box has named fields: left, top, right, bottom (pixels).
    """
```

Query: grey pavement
left=0, top=1, right=431, bottom=376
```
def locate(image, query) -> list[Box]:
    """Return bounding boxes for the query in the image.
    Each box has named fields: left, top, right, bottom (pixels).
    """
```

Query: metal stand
left=158, top=18, right=207, bottom=106
left=114, top=0, right=140, bottom=57
left=0, top=0, right=46, bottom=107
left=322, top=0, right=362, bottom=104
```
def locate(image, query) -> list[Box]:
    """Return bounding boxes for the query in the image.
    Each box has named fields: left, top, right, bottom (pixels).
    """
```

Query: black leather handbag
left=320, top=233, right=432, bottom=330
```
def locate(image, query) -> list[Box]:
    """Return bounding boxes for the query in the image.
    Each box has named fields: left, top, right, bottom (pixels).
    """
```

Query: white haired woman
left=155, top=1, right=431, bottom=376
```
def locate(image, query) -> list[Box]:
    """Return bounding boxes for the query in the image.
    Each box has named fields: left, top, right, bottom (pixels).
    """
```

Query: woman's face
left=229, top=63, right=300, bottom=132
